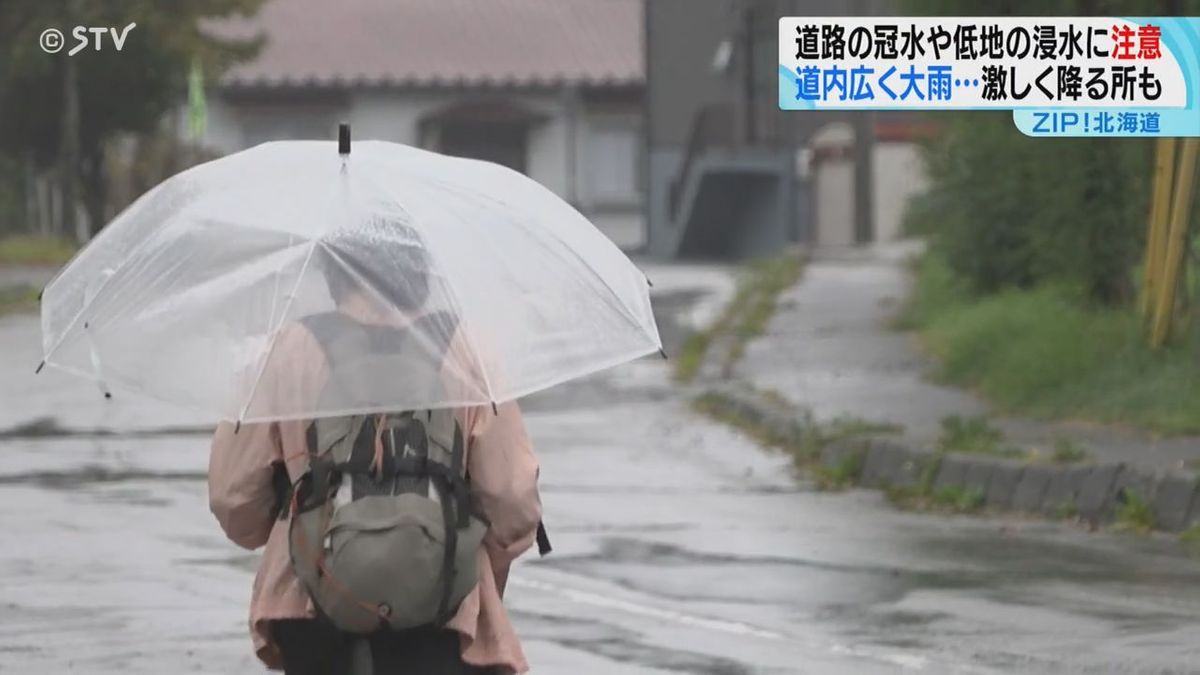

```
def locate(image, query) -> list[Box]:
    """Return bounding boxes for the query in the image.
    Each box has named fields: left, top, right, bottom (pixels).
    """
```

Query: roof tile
left=215, top=0, right=644, bottom=88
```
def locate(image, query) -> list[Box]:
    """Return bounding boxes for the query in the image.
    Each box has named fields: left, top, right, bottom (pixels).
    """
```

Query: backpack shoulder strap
left=297, top=312, right=370, bottom=468
left=299, top=311, right=363, bottom=372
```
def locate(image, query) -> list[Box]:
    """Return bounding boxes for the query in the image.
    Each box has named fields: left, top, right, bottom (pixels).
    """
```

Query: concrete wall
left=641, top=0, right=912, bottom=258
left=732, top=171, right=790, bottom=258
left=645, top=0, right=738, bottom=148
left=645, top=147, right=684, bottom=257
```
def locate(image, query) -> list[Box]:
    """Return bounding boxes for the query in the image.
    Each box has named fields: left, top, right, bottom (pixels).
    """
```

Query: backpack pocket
left=308, top=493, right=485, bottom=633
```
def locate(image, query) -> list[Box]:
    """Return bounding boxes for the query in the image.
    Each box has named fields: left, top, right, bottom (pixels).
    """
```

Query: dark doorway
left=437, top=120, right=529, bottom=173
left=423, top=99, right=545, bottom=174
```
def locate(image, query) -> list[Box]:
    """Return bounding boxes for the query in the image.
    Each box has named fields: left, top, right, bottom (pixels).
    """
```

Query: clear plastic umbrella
left=38, top=135, right=661, bottom=423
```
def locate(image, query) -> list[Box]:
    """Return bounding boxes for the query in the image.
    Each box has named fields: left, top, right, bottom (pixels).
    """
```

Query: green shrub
left=904, top=254, right=1200, bottom=435
left=0, top=235, right=77, bottom=266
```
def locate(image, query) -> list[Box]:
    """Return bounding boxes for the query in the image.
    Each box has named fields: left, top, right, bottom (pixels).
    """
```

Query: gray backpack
left=286, top=311, right=487, bottom=634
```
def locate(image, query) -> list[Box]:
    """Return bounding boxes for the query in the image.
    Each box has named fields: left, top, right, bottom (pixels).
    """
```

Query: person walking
left=208, top=235, right=543, bottom=674
left=39, top=130, right=661, bottom=673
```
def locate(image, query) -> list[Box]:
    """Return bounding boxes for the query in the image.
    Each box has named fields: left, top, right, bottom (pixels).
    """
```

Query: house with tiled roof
left=194, top=0, right=645, bottom=249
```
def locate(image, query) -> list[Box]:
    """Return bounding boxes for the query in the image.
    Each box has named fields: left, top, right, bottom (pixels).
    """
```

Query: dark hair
left=323, top=227, right=432, bottom=312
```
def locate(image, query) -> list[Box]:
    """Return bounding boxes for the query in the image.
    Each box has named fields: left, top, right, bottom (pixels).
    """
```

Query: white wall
left=809, top=123, right=928, bottom=247
left=811, top=123, right=855, bottom=247
left=524, top=94, right=572, bottom=200
left=872, top=142, right=928, bottom=243
left=587, top=210, right=643, bottom=250
left=197, top=95, right=247, bottom=154
left=346, top=90, right=440, bottom=145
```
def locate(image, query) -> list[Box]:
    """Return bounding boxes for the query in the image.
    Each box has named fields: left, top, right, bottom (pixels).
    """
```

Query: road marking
left=509, top=574, right=950, bottom=671
left=508, top=575, right=786, bottom=640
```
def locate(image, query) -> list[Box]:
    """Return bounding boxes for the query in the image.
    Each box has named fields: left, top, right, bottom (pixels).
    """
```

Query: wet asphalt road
left=1, top=264, right=1199, bottom=674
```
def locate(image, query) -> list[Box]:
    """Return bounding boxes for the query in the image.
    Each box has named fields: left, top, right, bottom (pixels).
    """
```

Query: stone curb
left=700, top=384, right=1200, bottom=534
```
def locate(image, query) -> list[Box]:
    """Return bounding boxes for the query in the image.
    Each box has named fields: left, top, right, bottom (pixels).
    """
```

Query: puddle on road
left=542, top=532, right=1200, bottom=636
left=539, top=536, right=914, bottom=610
left=548, top=537, right=901, bottom=578
left=88, top=487, right=173, bottom=508
left=557, top=637, right=758, bottom=675
left=539, top=482, right=810, bottom=496
left=0, top=464, right=206, bottom=489
left=176, top=553, right=260, bottom=573
left=0, top=416, right=212, bottom=441
left=512, top=608, right=763, bottom=675
left=910, top=528, right=1200, bottom=589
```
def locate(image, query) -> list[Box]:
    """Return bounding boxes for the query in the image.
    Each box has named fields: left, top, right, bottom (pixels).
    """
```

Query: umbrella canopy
left=39, top=139, right=661, bottom=423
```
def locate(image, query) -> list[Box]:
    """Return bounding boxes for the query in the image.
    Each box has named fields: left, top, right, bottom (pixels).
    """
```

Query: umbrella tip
left=35, top=361, right=44, bottom=374
left=491, top=401, right=499, bottom=415
left=338, top=122, right=351, bottom=156
left=658, top=348, right=668, bottom=360
left=646, top=276, right=654, bottom=288
left=234, top=420, right=242, bottom=434
left=103, top=391, right=112, bottom=400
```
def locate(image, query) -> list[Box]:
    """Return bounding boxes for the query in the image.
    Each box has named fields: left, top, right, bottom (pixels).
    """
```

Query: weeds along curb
left=694, top=383, right=1200, bottom=535
left=675, top=253, right=804, bottom=384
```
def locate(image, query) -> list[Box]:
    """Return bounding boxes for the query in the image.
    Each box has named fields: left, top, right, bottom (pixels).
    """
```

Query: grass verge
left=935, top=415, right=1091, bottom=464
left=937, top=415, right=1020, bottom=458
left=0, top=235, right=76, bottom=266
left=0, top=284, right=39, bottom=316
left=1182, top=524, right=1200, bottom=556
left=674, top=254, right=804, bottom=382
left=898, top=253, right=1200, bottom=435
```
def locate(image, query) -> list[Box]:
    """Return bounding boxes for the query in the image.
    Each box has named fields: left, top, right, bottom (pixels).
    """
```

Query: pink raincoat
left=208, top=297, right=541, bottom=673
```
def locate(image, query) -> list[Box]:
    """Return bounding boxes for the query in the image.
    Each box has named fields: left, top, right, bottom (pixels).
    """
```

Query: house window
left=585, top=125, right=640, bottom=206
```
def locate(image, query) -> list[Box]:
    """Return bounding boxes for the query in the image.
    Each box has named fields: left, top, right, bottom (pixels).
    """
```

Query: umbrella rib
left=236, top=240, right=319, bottom=424
left=411, top=175, right=658, bottom=347
left=352, top=163, right=500, bottom=407
left=41, top=216, right=175, bottom=369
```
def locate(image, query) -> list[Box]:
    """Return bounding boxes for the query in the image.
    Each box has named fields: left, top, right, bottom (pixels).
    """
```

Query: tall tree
left=0, top=0, right=265, bottom=238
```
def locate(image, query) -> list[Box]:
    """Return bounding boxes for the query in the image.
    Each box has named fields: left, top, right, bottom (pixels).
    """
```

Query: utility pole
left=851, top=0, right=875, bottom=244
left=58, top=0, right=82, bottom=241
left=742, top=4, right=756, bottom=145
